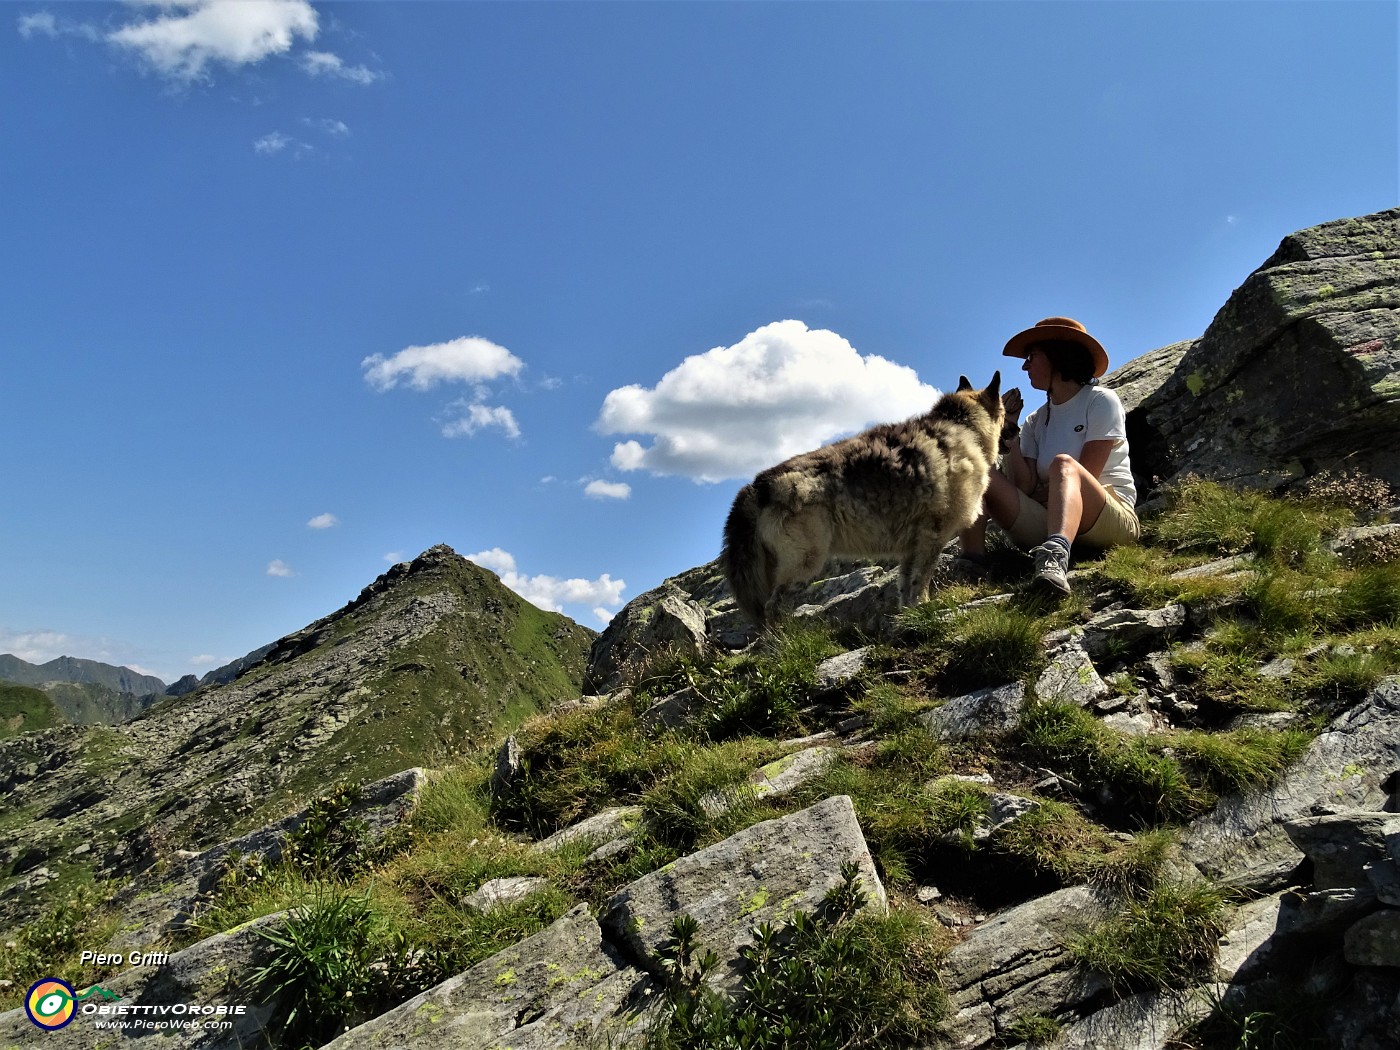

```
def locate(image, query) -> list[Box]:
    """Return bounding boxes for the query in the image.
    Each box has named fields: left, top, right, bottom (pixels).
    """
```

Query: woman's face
left=1022, top=347, right=1053, bottom=390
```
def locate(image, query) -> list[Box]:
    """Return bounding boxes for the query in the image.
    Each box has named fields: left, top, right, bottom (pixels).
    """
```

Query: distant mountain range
left=0, top=654, right=167, bottom=696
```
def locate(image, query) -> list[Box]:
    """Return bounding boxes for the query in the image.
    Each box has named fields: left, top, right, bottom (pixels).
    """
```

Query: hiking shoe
left=1030, top=542, right=1072, bottom=596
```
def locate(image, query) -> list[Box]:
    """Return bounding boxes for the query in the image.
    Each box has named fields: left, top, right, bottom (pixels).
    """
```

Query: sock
left=1045, top=534, right=1072, bottom=557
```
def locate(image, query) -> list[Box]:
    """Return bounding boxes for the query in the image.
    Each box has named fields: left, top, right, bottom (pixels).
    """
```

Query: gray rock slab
left=1277, top=887, right=1381, bottom=938
left=919, top=683, right=1027, bottom=742
left=814, top=647, right=873, bottom=689
left=463, top=876, right=552, bottom=913
left=639, top=686, right=704, bottom=732
left=600, top=795, right=885, bottom=997
left=1035, top=643, right=1110, bottom=707
left=323, top=904, right=655, bottom=1050
left=0, top=912, right=285, bottom=1049
left=532, top=806, right=644, bottom=855
left=697, top=745, right=840, bottom=817
left=1180, top=677, right=1400, bottom=891
left=1284, top=812, right=1400, bottom=890
left=937, top=885, right=1113, bottom=1049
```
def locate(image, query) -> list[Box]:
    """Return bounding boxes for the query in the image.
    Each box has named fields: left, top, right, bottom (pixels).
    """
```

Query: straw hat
left=1002, top=316, right=1108, bottom=379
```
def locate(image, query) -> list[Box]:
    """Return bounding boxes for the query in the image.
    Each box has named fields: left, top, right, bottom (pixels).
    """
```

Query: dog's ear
left=986, top=370, right=1001, bottom=400
left=957, top=375, right=973, bottom=392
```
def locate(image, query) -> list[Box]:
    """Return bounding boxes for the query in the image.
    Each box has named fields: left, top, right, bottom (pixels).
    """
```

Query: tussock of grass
left=1153, top=478, right=1349, bottom=569
left=1018, top=702, right=1207, bottom=824
left=900, top=601, right=1051, bottom=695
left=1071, top=880, right=1229, bottom=994
left=1168, top=727, right=1311, bottom=795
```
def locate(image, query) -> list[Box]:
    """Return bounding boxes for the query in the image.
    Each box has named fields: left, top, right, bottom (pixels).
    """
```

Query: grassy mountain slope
left=0, top=683, right=63, bottom=739
left=0, top=545, right=596, bottom=928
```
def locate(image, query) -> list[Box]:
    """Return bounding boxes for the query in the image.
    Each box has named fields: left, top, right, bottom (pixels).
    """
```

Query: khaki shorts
left=1004, top=485, right=1141, bottom=550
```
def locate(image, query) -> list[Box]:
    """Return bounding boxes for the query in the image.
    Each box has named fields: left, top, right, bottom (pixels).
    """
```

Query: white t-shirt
left=1020, top=385, right=1137, bottom=508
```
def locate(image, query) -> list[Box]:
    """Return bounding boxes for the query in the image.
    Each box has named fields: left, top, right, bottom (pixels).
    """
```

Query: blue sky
left=3, top=1, right=1396, bottom=684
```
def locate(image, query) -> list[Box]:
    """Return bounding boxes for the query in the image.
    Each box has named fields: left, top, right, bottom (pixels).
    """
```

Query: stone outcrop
left=600, top=795, right=885, bottom=997
left=1109, top=207, right=1400, bottom=494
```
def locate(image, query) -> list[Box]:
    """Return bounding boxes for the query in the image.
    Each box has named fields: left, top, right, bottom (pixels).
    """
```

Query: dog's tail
left=721, top=483, right=772, bottom=629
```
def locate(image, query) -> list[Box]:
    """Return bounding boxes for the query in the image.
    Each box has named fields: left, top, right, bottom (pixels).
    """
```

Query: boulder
left=599, top=795, right=885, bottom=997
left=1180, top=677, right=1400, bottom=890
left=1035, top=642, right=1110, bottom=707
left=585, top=581, right=711, bottom=694
left=322, top=904, right=655, bottom=1050
left=697, top=745, right=840, bottom=817
left=1283, top=813, right=1400, bottom=891
left=532, top=806, right=645, bottom=861
left=1110, top=207, right=1400, bottom=493
left=919, top=683, right=1027, bottom=742
left=937, top=885, right=1112, bottom=1049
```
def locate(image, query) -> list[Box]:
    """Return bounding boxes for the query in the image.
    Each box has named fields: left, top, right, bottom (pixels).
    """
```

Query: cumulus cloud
left=595, top=320, right=940, bottom=483
left=301, top=49, right=380, bottom=84
left=307, top=513, right=339, bottom=529
left=191, top=654, right=219, bottom=666
left=108, top=0, right=319, bottom=81
left=584, top=480, right=631, bottom=500
left=362, top=337, right=524, bottom=392
left=441, top=401, right=520, bottom=440
left=266, top=559, right=295, bottom=577
left=465, top=548, right=626, bottom=617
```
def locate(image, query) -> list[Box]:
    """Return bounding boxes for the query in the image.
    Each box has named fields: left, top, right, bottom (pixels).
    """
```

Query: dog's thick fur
left=722, top=372, right=1005, bottom=628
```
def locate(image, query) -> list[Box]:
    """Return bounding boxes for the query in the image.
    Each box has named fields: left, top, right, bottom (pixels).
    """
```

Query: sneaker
left=1030, top=542, right=1072, bottom=596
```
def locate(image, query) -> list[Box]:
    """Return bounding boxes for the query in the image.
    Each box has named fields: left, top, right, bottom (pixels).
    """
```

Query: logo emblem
left=26, top=978, right=77, bottom=1030
left=1074, top=424, right=1085, bottom=432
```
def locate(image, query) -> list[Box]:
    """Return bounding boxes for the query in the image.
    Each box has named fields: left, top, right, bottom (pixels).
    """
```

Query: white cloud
left=301, top=49, right=380, bottom=84
left=383, top=551, right=403, bottom=563
left=266, top=559, right=295, bottom=577
left=440, top=402, right=520, bottom=440
left=362, top=337, right=524, bottom=392
left=18, top=12, right=57, bottom=37
left=108, top=0, right=319, bottom=82
left=253, top=130, right=292, bottom=154
left=302, top=116, right=350, bottom=137
left=596, top=319, right=941, bottom=483
left=18, top=11, right=101, bottom=41
left=584, top=480, right=631, bottom=500
left=191, top=654, right=219, bottom=666
left=0, top=629, right=73, bottom=664
left=465, top=548, right=626, bottom=617
left=307, top=513, right=339, bottom=529
left=592, top=608, right=615, bottom=626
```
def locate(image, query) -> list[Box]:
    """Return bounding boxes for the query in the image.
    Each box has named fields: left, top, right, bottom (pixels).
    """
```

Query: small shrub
left=1292, top=468, right=1396, bottom=519
left=281, top=782, right=372, bottom=879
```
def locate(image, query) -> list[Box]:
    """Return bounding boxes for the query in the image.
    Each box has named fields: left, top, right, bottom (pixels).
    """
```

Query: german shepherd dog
left=722, top=373, right=1005, bottom=628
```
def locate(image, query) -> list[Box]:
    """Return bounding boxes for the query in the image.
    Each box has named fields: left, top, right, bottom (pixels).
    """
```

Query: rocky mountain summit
left=2, top=207, right=1399, bottom=1050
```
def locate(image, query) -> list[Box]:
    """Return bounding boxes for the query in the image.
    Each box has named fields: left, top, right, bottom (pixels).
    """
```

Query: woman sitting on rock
left=958, top=316, right=1140, bottom=596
